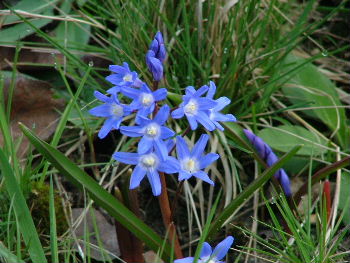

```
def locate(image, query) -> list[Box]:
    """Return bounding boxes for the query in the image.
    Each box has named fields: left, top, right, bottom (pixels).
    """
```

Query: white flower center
left=140, top=153, right=158, bottom=169
left=182, top=158, right=198, bottom=173
left=141, top=93, right=154, bottom=107
left=145, top=123, right=160, bottom=138
left=123, top=74, right=132, bottom=82
left=111, top=104, right=124, bottom=117
left=199, top=257, right=216, bottom=263
left=184, top=99, right=198, bottom=115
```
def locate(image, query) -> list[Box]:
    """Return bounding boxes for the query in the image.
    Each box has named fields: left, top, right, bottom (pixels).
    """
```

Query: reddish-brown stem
left=170, top=180, right=184, bottom=221
left=158, top=172, right=183, bottom=259
left=323, top=180, right=332, bottom=223
left=293, top=156, right=350, bottom=205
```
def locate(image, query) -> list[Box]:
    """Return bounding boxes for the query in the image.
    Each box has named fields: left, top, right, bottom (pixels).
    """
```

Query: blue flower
left=113, top=150, right=179, bottom=196
left=149, top=31, right=166, bottom=62
left=243, top=129, right=292, bottom=196
left=120, top=105, right=175, bottom=160
left=105, top=62, right=143, bottom=94
left=176, top=134, right=219, bottom=185
left=206, top=81, right=237, bottom=131
left=146, top=50, right=163, bottom=81
left=174, top=236, right=234, bottom=263
left=89, top=91, right=131, bottom=139
left=171, top=85, right=217, bottom=131
left=121, top=83, right=167, bottom=122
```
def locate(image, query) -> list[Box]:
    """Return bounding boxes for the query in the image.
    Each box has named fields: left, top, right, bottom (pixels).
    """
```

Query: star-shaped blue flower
left=176, top=134, right=219, bottom=185
left=120, top=105, right=175, bottom=160
left=106, top=62, right=143, bottom=94
left=171, top=85, right=217, bottom=131
left=121, top=83, right=167, bottom=122
left=174, top=236, right=234, bottom=263
left=89, top=91, right=131, bottom=139
left=113, top=150, right=179, bottom=196
left=206, top=81, right=236, bottom=131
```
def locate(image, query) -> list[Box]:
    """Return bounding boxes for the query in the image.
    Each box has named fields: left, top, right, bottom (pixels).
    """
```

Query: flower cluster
left=89, top=31, right=237, bottom=197
left=243, top=129, right=292, bottom=196
left=174, top=236, right=234, bottom=263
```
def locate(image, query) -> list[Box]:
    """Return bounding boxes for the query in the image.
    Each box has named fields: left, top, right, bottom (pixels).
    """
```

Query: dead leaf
left=72, top=208, right=120, bottom=260
left=0, top=36, right=63, bottom=70
left=0, top=73, right=65, bottom=158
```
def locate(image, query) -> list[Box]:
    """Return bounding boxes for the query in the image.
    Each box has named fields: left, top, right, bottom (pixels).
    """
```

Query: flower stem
left=158, top=172, right=183, bottom=259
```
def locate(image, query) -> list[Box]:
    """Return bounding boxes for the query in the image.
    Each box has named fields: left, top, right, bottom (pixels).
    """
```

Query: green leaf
left=55, top=18, right=91, bottom=49
left=258, top=125, right=328, bottom=156
left=0, top=149, right=47, bottom=263
left=3, top=0, right=58, bottom=25
left=338, top=172, right=350, bottom=225
left=206, top=144, right=301, bottom=239
left=19, top=124, right=172, bottom=262
left=279, top=53, right=349, bottom=148
left=0, top=8, right=54, bottom=42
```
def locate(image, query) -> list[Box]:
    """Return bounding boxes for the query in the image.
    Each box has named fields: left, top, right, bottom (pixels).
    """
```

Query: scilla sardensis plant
left=89, top=32, right=291, bottom=262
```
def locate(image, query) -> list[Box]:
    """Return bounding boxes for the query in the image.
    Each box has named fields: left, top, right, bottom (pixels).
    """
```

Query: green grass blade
left=0, top=149, right=47, bottom=263
left=207, top=145, right=301, bottom=239
left=19, top=123, right=172, bottom=262
left=0, top=242, right=25, bottom=263
left=49, top=175, right=59, bottom=263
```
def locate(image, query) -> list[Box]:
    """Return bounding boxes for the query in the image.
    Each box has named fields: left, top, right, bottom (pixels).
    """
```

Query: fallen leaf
left=0, top=72, right=64, bottom=158
left=72, top=208, right=120, bottom=261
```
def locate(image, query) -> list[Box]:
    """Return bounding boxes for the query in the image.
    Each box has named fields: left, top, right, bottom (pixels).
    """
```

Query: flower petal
left=193, top=85, right=209, bottom=97
left=160, top=126, right=175, bottom=139
left=174, top=257, right=194, bottom=263
left=185, top=86, right=196, bottom=96
left=199, top=153, right=219, bottom=170
left=94, top=90, right=111, bottom=103
left=200, top=242, right=213, bottom=258
left=191, top=134, right=209, bottom=158
left=212, top=236, right=234, bottom=260
left=153, top=88, right=167, bottom=101
left=98, top=117, right=114, bottom=139
left=172, top=107, right=185, bottom=119
left=196, top=111, right=216, bottom=131
left=107, top=86, right=121, bottom=94
left=154, top=104, right=170, bottom=124
left=186, top=115, right=198, bottom=130
left=154, top=139, right=168, bottom=161
left=129, top=165, right=146, bottom=189
left=89, top=104, right=111, bottom=117
left=179, top=170, right=192, bottom=181
left=176, top=136, right=190, bottom=160
left=206, top=81, right=216, bottom=99
left=193, top=171, right=214, bottom=185
left=120, top=126, right=144, bottom=137
left=158, top=156, right=180, bottom=174
left=112, top=152, right=139, bottom=165
left=147, top=170, right=161, bottom=196
left=213, top=96, right=231, bottom=111
left=120, top=86, right=140, bottom=99
left=197, top=98, right=217, bottom=110
left=138, top=136, right=153, bottom=154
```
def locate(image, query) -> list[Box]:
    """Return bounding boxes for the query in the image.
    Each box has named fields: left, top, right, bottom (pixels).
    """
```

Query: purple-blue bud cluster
left=89, top=31, right=237, bottom=197
left=243, top=129, right=292, bottom=196
left=146, top=31, right=166, bottom=81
